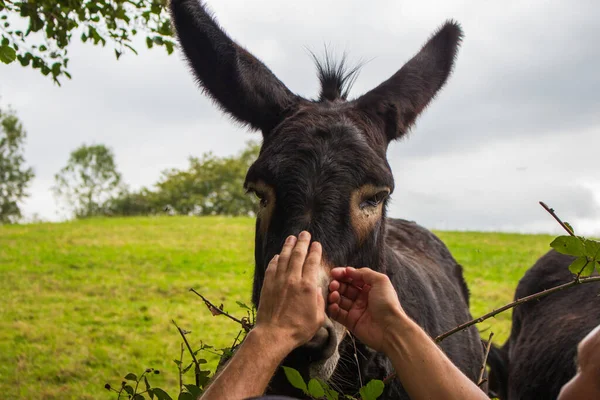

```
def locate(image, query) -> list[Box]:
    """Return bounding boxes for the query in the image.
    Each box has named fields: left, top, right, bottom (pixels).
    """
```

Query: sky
left=1, top=0, right=599, bottom=236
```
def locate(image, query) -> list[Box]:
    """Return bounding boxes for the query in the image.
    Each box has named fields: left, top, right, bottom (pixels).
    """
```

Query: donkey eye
left=250, top=190, right=268, bottom=207
left=360, top=190, right=389, bottom=209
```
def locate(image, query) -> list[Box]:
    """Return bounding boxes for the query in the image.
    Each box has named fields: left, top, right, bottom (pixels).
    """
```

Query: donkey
left=487, top=250, right=600, bottom=400
left=169, top=1, right=485, bottom=398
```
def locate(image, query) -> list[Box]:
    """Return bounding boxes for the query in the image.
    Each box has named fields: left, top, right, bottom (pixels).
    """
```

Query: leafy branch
left=0, top=0, right=176, bottom=84
left=434, top=202, right=600, bottom=343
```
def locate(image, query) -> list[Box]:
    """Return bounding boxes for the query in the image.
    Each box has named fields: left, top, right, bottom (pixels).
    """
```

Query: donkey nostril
left=302, top=322, right=337, bottom=361
left=305, top=327, right=329, bottom=350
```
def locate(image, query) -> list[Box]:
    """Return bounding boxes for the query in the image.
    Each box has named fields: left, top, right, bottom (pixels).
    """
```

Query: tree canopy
left=0, top=105, right=34, bottom=224
left=0, top=0, right=174, bottom=84
left=105, top=141, right=261, bottom=217
left=53, top=143, right=122, bottom=218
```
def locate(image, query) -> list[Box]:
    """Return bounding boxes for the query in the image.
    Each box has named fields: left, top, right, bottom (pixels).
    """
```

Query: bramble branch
left=189, top=288, right=253, bottom=332
left=172, top=319, right=202, bottom=387
left=478, top=332, right=494, bottom=387
left=435, top=274, right=600, bottom=342
left=539, top=201, right=575, bottom=236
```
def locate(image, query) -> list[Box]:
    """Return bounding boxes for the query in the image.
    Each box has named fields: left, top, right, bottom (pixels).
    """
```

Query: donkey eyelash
left=360, top=190, right=390, bottom=209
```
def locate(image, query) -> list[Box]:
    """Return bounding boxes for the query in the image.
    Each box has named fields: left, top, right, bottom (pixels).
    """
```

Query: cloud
left=1, top=0, right=598, bottom=236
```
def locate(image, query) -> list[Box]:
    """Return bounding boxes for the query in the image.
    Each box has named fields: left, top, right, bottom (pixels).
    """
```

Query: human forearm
left=200, top=327, right=291, bottom=400
left=383, top=312, right=488, bottom=400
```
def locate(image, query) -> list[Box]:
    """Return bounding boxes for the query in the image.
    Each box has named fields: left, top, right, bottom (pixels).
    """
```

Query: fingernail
left=273, top=254, right=279, bottom=262
left=286, top=235, right=297, bottom=244
left=299, top=231, right=310, bottom=240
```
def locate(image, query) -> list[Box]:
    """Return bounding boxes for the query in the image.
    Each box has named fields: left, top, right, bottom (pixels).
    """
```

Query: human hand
left=254, top=231, right=326, bottom=355
left=327, top=267, right=406, bottom=353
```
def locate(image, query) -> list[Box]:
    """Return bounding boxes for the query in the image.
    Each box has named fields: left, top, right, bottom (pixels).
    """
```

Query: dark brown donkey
left=169, top=1, right=485, bottom=398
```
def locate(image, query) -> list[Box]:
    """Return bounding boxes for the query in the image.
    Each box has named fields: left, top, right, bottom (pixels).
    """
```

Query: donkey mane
left=310, top=50, right=363, bottom=103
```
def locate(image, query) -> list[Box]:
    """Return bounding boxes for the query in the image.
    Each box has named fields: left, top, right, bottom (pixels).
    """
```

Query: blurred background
left=2, top=0, right=598, bottom=234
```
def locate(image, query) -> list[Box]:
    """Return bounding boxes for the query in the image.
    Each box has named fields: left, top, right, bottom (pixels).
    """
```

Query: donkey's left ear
left=170, top=0, right=300, bottom=134
left=355, top=21, right=463, bottom=142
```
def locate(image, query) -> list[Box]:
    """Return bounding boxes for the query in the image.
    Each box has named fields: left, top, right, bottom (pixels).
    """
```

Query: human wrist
left=381, top=308, right=419, bottom=355
left=249, top=325, right=297, bottom=361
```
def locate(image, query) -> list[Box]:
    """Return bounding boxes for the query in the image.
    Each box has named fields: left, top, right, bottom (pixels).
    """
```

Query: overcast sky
left=1, top=0, right=599, bottom=235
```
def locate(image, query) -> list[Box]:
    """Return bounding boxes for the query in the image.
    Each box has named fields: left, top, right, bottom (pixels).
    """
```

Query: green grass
left=0, top=216, right=556, bottom=399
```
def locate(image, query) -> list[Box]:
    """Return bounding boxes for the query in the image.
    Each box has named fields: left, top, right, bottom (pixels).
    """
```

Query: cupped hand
left=327, top=267, right=405, bottom=352
left=254, top=231, right=326, bottom=353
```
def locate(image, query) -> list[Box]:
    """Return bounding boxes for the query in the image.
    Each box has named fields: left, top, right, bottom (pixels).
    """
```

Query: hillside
left=0, top=216, right=556, bottom=399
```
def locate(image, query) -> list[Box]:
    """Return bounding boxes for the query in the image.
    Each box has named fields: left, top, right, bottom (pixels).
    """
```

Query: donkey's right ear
left=170, top=0, right=299, bottom=134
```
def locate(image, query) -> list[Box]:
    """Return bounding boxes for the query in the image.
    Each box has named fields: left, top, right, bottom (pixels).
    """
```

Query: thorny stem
left=179, top=342, right=184, bottom=393
left=190, top=288, right=253, bottom=332
left=539, top=201, right=575, bottom=236
left=435, top=275, right=600, bottom=343
left=172, top=319, right=202, bottom=387
left=478, top=332, right=494, bottom=387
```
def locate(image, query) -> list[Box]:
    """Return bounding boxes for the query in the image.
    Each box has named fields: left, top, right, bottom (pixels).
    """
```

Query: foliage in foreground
left=105, top=207, right=600, bottom=400
left=0, top=104, right=34, bottom=224
left=0, top=0, right=175, bottom=84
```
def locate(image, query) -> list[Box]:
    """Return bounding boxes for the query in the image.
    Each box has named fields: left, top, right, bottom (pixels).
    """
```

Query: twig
left=172, top=319, right=202, bottom=387
left=178, top=343, right=184, bottom=393
left=539, top=201, right=575, bottom=236
left=435, top=275, right=600, bottom=343
left=190, top=288, right=253, bottom=332
left=477, top=332, right=494, bottom=387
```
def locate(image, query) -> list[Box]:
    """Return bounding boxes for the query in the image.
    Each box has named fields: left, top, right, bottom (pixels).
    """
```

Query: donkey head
left=170, top=0, right=462, bottom=386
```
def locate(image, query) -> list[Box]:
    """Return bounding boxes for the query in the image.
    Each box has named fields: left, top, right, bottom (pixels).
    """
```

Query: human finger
left=302, top=241, right=322, bottom=281
left=276, top=235, right=297, bottom=277
left=259, top=255, right=279, bottom=300
left=328, top=303, right=352, bottom=329
left=344, top=267, right=385, bottom=286
left=287, top=231, right=311, bottom=278
left=328, top=289, right=341, bottom=305
left=330, top=267, right=349, bottom=281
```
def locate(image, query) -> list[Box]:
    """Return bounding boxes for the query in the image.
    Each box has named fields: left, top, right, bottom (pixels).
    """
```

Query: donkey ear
left=170, top=0, right=299, bottom=133
left=355, top=21, right=463, bottom=142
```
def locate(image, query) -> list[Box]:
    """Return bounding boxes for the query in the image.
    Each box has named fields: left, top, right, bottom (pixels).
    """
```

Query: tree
left=0, top=105, right=34, bottom=224
left=105, top=140, right=261, bottom=217
left=53, top=144, right=122, bottom=218
left=0, top=0, right=174, bottom=84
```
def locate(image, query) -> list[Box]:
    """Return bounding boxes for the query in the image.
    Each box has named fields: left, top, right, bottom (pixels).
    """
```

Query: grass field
left=0, top=216, right=557, bottom=399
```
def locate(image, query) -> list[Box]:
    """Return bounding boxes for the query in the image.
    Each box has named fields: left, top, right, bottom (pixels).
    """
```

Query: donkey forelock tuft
left=309, top=48, right=364, bottom=103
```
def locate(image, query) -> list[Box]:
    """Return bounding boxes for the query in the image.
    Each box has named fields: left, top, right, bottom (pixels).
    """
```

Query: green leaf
left=124, top=373, right=138, bottom=381
left=148, top=388, right=155, bottom=400
left=152, top=388, right=173, bottom=400
left=0, top=44, right=16, bottom=64
left=584, top=239, right=600, bottom=260
left=315, top=379, right=339, bottom=400
left=282, top=366, right=308, bottom=394
left=550, top=236, right=586, bottom=257
left=184, top=384, right=201, bottom=398
left=173, top=359, right=182, bottom=366
left=177, top=393, right=193, bottom=400
left=359, top=379, right=385, bottom=400
left=308, top=379, right=325, bottom=398
left=123, top=385, right=135, bottom=395
left=236, top=301, right=251, bottom=311
left=133, top=395, right=146, bottom=400
left=146, top=37, right=153, bottom=49
left=568, top=256, right=592, bottom=276
left=144, top=375, right=151, bottom=392
left=564, top=222, right=575, bottom=235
